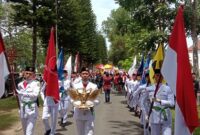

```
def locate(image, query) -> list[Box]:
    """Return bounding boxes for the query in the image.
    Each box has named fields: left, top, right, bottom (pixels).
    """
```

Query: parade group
left=16, top=52, right=182, bottom=135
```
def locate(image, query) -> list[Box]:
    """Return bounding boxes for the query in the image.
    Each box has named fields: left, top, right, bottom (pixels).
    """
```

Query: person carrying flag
left=17, top=66, right=40, bottom=135
left=58, top=69, right=71, bottom=127
left=147, top=68, right=174, bottom=135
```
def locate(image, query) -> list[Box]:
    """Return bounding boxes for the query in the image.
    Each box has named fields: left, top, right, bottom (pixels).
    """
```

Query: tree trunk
left=191, top=0, right=199, bottom=77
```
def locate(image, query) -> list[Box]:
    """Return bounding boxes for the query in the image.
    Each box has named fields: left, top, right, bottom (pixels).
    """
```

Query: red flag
left=43, top=27, right=59, bottom=103
left=0, top=33, right=9, bottom=98
left=161, top=6, right=199, bottom=135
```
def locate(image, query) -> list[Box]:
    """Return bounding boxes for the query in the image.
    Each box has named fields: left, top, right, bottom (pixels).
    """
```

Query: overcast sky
left=91, top=0, right=119, bottom=30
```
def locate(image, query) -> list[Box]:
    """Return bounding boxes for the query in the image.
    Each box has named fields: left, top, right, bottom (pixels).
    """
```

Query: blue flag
left=57, top=48, right=64, bottom=80
left=141, top=54, right=151, bottom=84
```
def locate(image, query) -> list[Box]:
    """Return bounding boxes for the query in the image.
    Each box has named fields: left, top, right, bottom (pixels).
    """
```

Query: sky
left=91, top=0, right=193, bottom=48
left=91, top=0, right=119, bottom=30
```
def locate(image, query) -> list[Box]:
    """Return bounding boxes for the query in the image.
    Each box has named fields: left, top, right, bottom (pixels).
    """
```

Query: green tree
left=10, top=0, right=56, bottom=66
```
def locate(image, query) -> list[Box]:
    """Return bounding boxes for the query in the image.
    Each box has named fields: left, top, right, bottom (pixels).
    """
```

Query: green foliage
left=0, top=96, right=18, bottom=110
left=0, top=113, right=18, bottom=130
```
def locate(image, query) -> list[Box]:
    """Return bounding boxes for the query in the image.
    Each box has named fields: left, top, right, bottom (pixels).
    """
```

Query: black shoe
left=60, top=122, right=67, bottom=127
left=44, top=129, right=51, bottom=135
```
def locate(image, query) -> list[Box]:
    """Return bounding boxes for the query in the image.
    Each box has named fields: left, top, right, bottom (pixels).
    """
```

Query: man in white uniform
left=17, top=66, right=40, bottom=135
left=71, top=67, right=100, bottom=135
left=41, top=80, right=59, bottom=135
left=58, top=70, right=71, bottom=127
left=147, top=69, right=174, bottom=135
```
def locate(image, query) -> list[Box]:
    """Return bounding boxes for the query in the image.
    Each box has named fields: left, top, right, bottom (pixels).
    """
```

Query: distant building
left=188, top=39, right=200, bottom=70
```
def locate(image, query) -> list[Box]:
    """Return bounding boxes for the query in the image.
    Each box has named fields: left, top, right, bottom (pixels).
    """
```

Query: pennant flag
left=0, top=33, right=9, bottom=98
left=128, top=56, right=137, bottom=77
left=64, top=55, right=72, bottom=80
left=137, top=55, right=144, bottom=84
left=74, top=52, right=79, bottom=73
left=161, top=6, right=199, bottom=135
left=43, top=27, right=59, bottom=103
left=141, top=54, right=151, bottom=84
left=149, top=44, right=164, bottom=84
left=137, top=55, right=144, bottom=75
left=57, top=48, right=64, bottom=80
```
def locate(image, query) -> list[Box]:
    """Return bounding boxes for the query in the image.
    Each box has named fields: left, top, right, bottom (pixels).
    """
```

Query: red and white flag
left=74, top=52, right=79, bottom=73
left=161, top=6, right=199, bottom=135
left=43, top=27, right=59, bottom=103
left=0, top=33, right=9, bottom=98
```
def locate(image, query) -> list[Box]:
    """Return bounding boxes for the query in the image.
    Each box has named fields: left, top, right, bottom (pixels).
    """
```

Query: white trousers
left=58, top=100, right=70, bottom=123
left=21, top=117, right=36, bottom=135
left=151, top=123, right=172, bottom=135
left=42, top=105, right=58, bottom=135
left=76, top=119, right=94, bottom=135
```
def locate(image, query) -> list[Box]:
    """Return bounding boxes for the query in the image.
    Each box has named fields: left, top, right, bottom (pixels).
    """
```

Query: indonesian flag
left=0, top=33, right=9, bottom=98
left=161, top=6, right=199, bottom=135
left=74, top=52, right=79, bottom=73
left=43, top=27, right=59, bottom=103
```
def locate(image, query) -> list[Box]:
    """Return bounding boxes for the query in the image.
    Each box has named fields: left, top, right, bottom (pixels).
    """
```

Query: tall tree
left=10, top=0, right=56, bottom=66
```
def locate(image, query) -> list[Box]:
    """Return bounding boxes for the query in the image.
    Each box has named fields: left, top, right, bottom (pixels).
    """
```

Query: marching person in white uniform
left=40, top=81, right=59, bottom=135
left=71, top=67, right=100, bottom=135
left=147, top=69, right=174, bottom=135
left=58, top=69, right=71, bottom=127
left=17, top=66, right=40, bottom=135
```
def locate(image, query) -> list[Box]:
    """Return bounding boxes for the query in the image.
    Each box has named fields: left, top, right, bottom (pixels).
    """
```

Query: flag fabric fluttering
left=43, top=27, right=59, bottom=103
left=161, top=6, right=199, bottom=135
left=137, top=55, right=144, bottom=84
left=128, top=56, right=137, bottom=77
left=149, top=44, right=164, bottom=84
left=57, top=48, right=64, bottom=80
left=64, top=55, right=72, bottom=80
left=0, top=33, right=9, bottom=98
left=74, top=52, right=79, bottom=73
left=141, top=54, right=151, bottom=84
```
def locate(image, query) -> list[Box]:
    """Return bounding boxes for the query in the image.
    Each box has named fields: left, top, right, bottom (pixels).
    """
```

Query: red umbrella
left=95, top=64, right=104, bottom=69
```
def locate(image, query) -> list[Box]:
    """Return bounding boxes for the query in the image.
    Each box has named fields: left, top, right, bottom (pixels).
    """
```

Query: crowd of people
left=15, top=64, right=199, bottom=135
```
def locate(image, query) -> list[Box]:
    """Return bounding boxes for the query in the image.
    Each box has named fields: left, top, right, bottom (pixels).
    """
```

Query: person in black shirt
left=192, top=72, right=199, bottom=98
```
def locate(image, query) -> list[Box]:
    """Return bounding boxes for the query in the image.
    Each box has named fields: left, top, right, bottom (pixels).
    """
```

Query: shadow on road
left=108, top=120, right=143, bottom=135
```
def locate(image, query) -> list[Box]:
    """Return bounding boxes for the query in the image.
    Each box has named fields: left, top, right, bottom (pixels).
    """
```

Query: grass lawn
left=0, top=96, right=43, bottom=131
left=0, top=96, right=19, bottom=130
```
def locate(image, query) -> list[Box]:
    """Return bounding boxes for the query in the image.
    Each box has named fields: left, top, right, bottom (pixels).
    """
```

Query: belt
left=153, top=106, right=168, bottom=121
left=22, top=100, right=36, bottom=111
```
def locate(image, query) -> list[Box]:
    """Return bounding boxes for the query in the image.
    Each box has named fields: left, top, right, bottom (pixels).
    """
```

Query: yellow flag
left=149, top=44, right=165, bottom=84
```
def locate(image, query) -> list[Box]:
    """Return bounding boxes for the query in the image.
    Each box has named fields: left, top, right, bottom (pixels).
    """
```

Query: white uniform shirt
left=72, top=81, right=99, bottom=120
left=17, top=80, right=40, bottom=118
left=147, top=84, right=174, bottom=124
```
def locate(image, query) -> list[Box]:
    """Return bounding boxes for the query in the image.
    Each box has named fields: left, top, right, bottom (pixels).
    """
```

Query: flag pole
left=0, top=33, right=20, bottom=108
left=145, top=74, right=162, bottom=128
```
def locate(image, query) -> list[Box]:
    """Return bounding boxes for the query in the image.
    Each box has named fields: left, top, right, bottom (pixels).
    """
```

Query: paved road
left=8, top=91, right=143, bottom=135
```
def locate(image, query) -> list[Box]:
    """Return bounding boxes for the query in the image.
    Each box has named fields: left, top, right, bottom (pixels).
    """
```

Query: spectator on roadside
left=192, top=72, right=199, bottom=98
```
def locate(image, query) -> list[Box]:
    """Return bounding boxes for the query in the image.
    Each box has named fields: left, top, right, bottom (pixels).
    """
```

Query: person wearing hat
left=58, top=69, right=71, bottom=127
left=17, top=66, right=40, bottom=135
left=71, top=67, right=100, bottom=135
left=146, top=69, right=174, bottom=135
